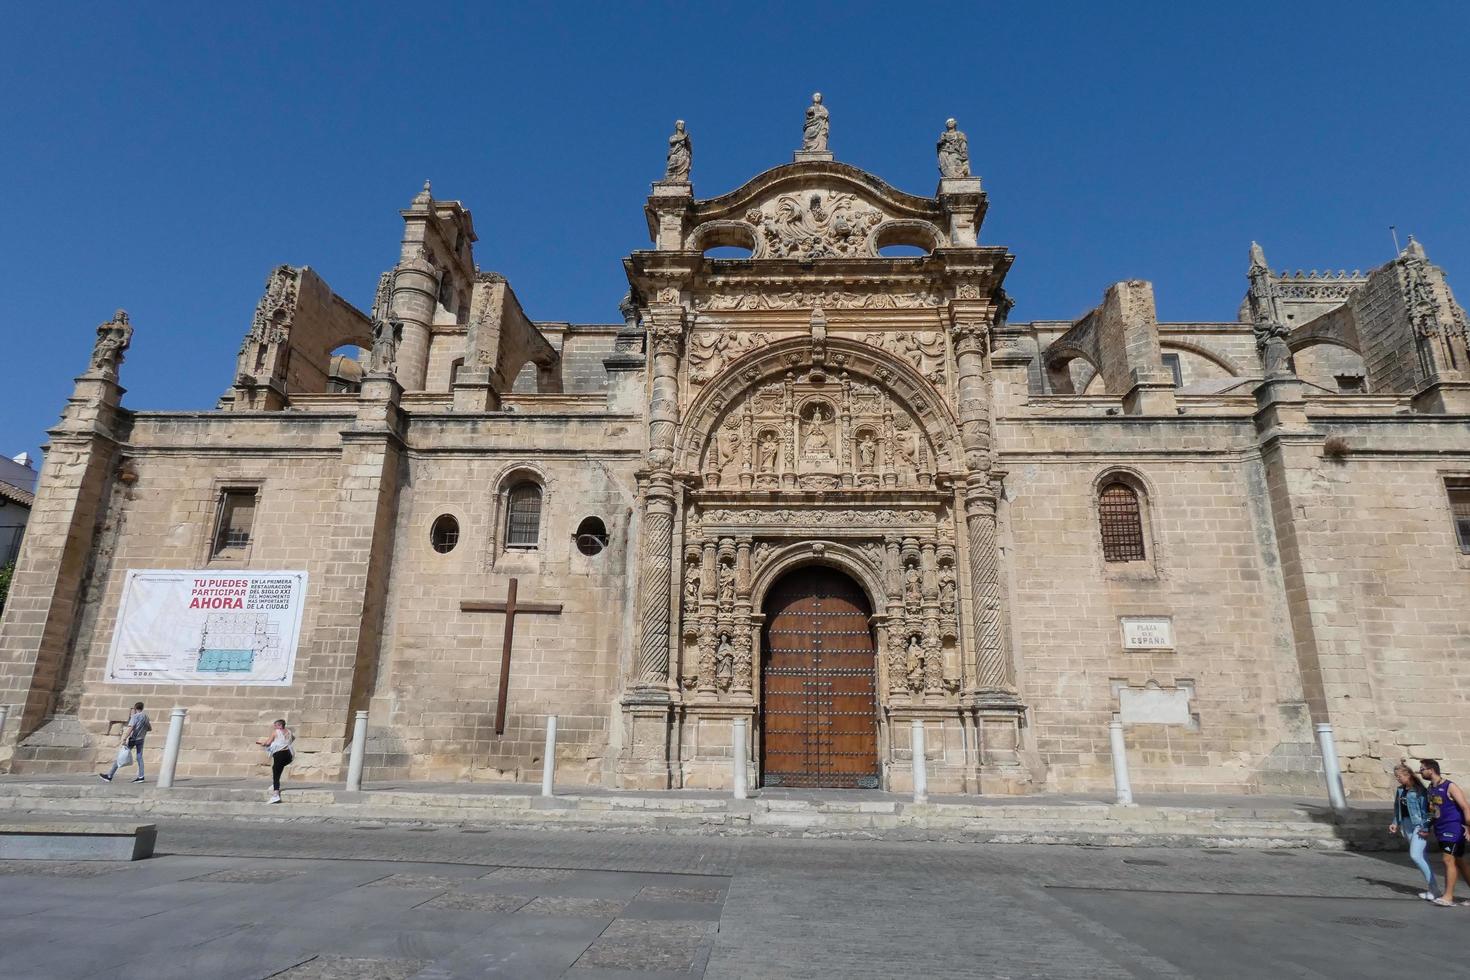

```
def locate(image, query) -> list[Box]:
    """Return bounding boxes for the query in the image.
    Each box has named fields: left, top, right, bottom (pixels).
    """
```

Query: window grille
left=1098, top=482, right=1146, bottom=562
left=430, top=514, right=460, bottom=554
left=506, top=483, right=542, bottom=547
left=213, top=490, right=257, bottom=555
left=1448, top=482, right=1470, bottom=554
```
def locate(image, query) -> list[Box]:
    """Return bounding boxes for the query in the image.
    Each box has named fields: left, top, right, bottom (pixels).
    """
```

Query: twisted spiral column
left=965, top=489, right=1013, bottom=692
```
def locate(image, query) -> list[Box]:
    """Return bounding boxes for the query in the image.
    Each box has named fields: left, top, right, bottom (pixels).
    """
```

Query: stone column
left=388, top=247, right=437, bottom=393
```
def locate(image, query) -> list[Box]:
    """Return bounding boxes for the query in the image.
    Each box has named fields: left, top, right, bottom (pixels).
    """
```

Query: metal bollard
left=1315, top=722, right=1348, bottom=813
left=345, top=710, right=369, bottom=791
left=156, top=707, right=188, bottom=789
left=911, top=719, right=928, bottom=804
left=541, top=715, right=557, bottom=797
left=732, top=717, right=748, bottom=800
left=1109, top=719, right=1134, bottom=806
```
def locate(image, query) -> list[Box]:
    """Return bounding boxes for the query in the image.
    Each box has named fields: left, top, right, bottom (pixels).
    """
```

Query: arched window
left=505, top=482, right=542, bottom=548
left=1098, top=482, right=1146, bottom=562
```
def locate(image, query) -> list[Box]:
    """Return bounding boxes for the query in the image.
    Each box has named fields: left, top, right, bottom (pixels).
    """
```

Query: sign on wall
left=1119, top=616, right=1174, bottom=650
left=104, top=570, right=308, bottom=686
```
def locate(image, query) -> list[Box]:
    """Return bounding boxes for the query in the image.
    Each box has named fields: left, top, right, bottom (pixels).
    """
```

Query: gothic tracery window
left=1098, top=481, right=1147, bottom=562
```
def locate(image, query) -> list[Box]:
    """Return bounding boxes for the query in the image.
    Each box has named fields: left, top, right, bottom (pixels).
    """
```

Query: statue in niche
left=803, top=405, right=833, bottom=458
left=715, top=634, right=735, bottom=691
left=720, top=426, right=742, bottom=469
left=857, top=433, right=877, bottom=471
left=802, top=92, right=829, bottom=152
left=905, top=636, right=926, bottom=693
left=718, top=560, right=736, bottom=606
left=938, top=566, right=957, bottom=615
left=903, top=562, right=923, bottom=612
left=89, top=309, right=133, bottom=378
left=758, top=432, right=780, bottom=472
left=369, top=318, right=402, bottom=375
left=664, top=120, right=691, bottom=182
left=937, top=118, right=970, bottom=178
left=684, top=568, right=701, bottom=609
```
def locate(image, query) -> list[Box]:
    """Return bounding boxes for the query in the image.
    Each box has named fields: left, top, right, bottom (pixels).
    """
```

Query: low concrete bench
left=0, top=822, right=156, bottom=861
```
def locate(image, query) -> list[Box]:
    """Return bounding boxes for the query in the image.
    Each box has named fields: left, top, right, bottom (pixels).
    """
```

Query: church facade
left=3, top=102, right=1469, bottom=797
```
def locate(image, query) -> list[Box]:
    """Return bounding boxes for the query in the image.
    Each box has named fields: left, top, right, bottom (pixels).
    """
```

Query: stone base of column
left=675, top=702, right=756, bottom=790
left=884, top=705, right=968, bottom=795
left=961, top=696, right=1035, bottom=795
left=616, top=697, right=676, bottom=790
left=1122, top=380, right=1178, bottom=416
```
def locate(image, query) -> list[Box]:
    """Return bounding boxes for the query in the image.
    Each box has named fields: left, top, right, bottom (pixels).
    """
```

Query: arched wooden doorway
left=761, top=566, right=879, bottom=789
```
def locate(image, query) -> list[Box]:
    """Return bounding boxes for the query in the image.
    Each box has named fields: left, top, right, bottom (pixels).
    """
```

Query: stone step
left=0, top=781, right=1386, bottom=850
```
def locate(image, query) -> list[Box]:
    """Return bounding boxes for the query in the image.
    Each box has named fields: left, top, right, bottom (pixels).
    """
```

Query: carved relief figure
left=684, top=567, right=701, bottom=610
left=715, top=634, right=735, bottom=691
left=905, top=636, right=926, bottom=693
left=664, top=120, right=691, bottom=182
left=89, top=310, right=134, bottom=378
left=937, top=118, right=970, bottom=178
left=717, top=559, right=736, bottom=606
left=895, top=425, right=921, bottom=476
left=732, top=627, right=753, bottom=693
left=802, top=92, right=829, bottom=152
left=742, top=192, right=882, bottom=260
left=938, top=565, right=957, bottom=616
left=758, top=432, right=780, bottom=472
left=803, top=405, right=833, bottom=458
left=903, top=562, right=923, bottom=612
left=857, top=432, right=877, bottom=471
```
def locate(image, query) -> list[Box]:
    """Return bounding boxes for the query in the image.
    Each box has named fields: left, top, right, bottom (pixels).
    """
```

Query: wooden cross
left=460, top=577, right=563, bottom=735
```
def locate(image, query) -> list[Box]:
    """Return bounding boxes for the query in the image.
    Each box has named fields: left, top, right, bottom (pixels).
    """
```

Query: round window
left=430, top=514, right=460, bottom=554
left=575, top=516, right=609, bottom=556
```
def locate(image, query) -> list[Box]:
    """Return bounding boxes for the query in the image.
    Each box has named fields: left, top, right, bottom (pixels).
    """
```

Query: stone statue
left=938, top=566, right=957, bottom=615
left=719, top=426, right=742, bottom=468
left=804, top=406, right=832, bottom=457
left=937, top=118, right=970, bottom=178
left=369, top=318, right=402, bottom=375
left=684, top=568, right=700, bottom=608
left=718, top=560, right=736, bottom=605
left=759, top=433, right=779, bottom=472
left=89, top=309, right=133, bottom=378
left=857, top=433, right=877, bottom=471
left=802, top=92, right=829, bottom=152
left=715, top=634, right=735, bottom=691
left=664, top=120, right=691, bottom=182
left=903, top=563, right=923, bottom=611
left=1246, top=242, right=1294, bottom=379
left=905, top=636, right=926, bottom=693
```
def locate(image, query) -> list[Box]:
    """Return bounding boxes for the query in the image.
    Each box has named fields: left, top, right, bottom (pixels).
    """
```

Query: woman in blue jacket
left=1389, top=761, right=1438, bottom=900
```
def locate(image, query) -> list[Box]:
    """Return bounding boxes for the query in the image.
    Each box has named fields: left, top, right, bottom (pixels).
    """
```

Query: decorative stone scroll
left=695, top=287, right=945, bottom=312
left=745, top=190, right=883, bottom=260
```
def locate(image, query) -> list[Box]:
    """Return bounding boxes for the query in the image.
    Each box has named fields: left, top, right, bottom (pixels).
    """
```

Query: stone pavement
left=0, top=818, right=1456, bottom=980
left=0, top=774, right=1390, bottom=850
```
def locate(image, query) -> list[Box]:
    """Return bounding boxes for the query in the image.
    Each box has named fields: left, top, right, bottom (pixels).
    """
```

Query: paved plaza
left=0, top=818, right=1460, bottom=979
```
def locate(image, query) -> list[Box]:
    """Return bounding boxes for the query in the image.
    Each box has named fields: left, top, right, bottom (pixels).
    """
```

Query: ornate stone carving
left=802, top=404, right=834, bottom=459
left=371, top=270, right=394, bottom=322
left=683, top=564, right=700, bottom=613
left=714, top=632, right=735, bottom=691
left=937, top=118, right=970, bottom=178
left=902, top=559, right=922, bottom=613
left=687, top=330, right=772, bottom=387
left=369, top=318, right=402, bottom=375
left=717, top=556, right=736, bottom=609
left=1246, top=242, right=1294, bottom=378
left=802, top=92, right=829, bottom=152
left=938, top=564, right=957, bottom=616
left=702, top=508, right=933, bottom=528
left=664, top=120, right=691, bottom=182
left=732, top=624, right=753, bottom=693
left=743, top=191, right=883, bottom=260
left=89, top=309, right=133, bottom=379
left=862, top=331, right=947, bottom=387
left=695, top=287, right=944, bottom=312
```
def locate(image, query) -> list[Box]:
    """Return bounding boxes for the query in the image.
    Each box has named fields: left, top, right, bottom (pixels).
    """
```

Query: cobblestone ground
left=0, top=819, right=1460, bottom=979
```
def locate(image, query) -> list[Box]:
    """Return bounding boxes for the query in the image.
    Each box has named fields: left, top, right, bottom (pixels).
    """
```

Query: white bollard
left=156, top=707, right=188, bottom=789
left=911, top=719, right=928, bottom=804
left=0, top=704, right=9, bottom=745
left=541, top=715, right=557, bottom=797
left=345, top=710, right=369, bottom=791
left=1109, top=719, right=1134, bottom=806
left=732, top=717, right=748, bottom=800
left=1315, top=722, right=1348, bottom=813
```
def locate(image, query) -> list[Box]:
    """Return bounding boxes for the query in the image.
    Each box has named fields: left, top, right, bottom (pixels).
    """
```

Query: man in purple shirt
left=1419, top=759, right=1470, bottom=907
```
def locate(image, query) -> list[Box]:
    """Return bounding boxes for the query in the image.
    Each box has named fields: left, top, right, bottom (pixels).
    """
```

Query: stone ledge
left=0, top=821, right=156, bottom=861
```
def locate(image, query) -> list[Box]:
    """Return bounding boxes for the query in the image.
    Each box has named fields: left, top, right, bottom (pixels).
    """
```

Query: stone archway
left=760, top=565, right=879, bottom=789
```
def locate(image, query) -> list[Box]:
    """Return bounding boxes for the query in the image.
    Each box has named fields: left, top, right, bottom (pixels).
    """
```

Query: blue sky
left=2, top=2, right=1466, bottom=460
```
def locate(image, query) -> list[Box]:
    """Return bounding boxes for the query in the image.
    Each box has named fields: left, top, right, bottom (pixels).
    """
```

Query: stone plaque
left=1118, top=684, right=1193, bottom=726
left=1120, top=616, right=1173, bottom=650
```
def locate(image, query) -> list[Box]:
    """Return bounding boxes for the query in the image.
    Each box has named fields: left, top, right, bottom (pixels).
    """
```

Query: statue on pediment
left=664, top=120, right=691, bottom=182
left=802, top=93, right=829, bottom=152
left=938, top=118, right=970, bottom=178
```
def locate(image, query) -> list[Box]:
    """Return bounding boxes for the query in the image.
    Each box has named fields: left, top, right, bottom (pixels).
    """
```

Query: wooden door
left=761, top=567, right=879, bottom=788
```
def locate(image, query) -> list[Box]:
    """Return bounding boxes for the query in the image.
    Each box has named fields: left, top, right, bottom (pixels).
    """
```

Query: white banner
left=104, top=570, right=308, bottom=686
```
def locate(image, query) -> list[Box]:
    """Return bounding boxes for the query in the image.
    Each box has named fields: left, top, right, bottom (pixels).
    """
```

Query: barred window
left=1448, top=481, right=1470, bottom=554
left=1098, top=482, right=1146, bottom=562
left=212, top=489, right=257, bottom=555
left=430, top=514, right=459, bottom=554
left=506, top=482, right=542, bottom=548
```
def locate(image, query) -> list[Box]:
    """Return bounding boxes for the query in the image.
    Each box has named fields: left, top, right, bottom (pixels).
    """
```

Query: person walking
left=1419, top=759, right=1470, bottom=907
left=98, top=702, right=151, bottom=783
left=256, top=718, right=295, bottom=804
left=1388, top=761, right=1438, bottom=901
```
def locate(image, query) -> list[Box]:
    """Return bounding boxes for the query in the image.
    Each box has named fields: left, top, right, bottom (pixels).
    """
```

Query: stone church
left=3, top=97, right=1469, bottom=797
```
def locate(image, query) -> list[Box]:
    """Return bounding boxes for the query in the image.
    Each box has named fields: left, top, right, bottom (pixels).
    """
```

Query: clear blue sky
left=2, top=2, right=1467, bottom=461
